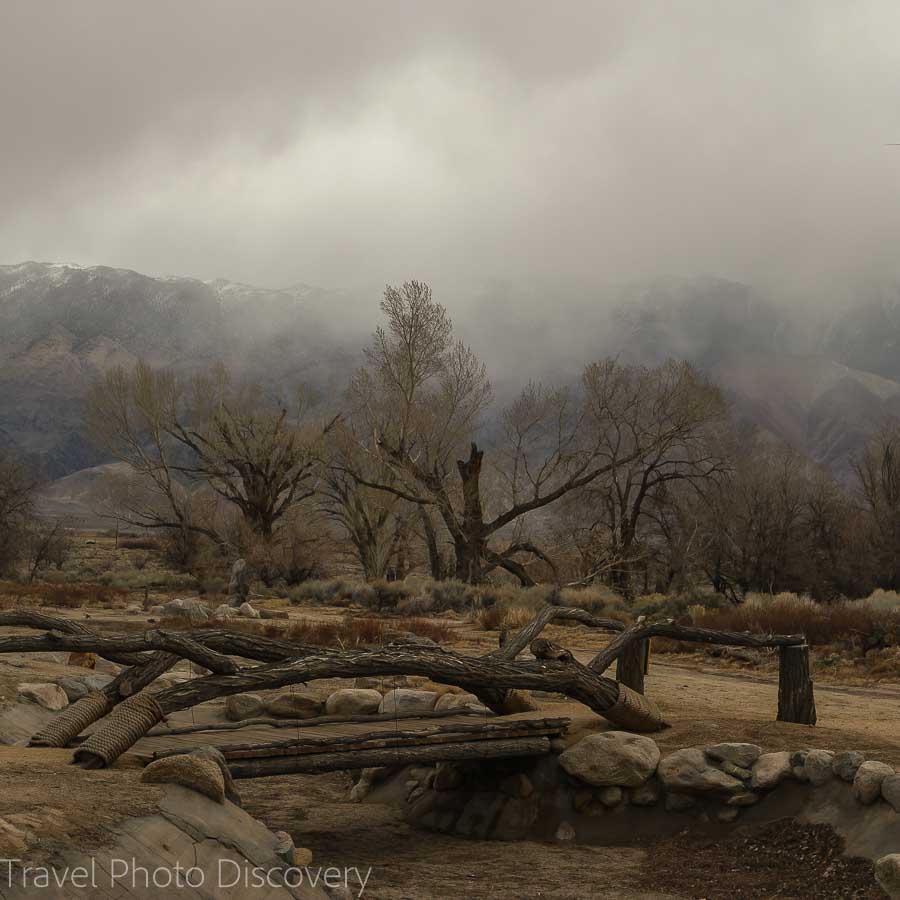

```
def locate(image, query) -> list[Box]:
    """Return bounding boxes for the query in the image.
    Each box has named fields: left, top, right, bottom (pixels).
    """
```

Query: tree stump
left=616, top=638, right=649, bottom=694
left=777, top=644, right=816, bottom=725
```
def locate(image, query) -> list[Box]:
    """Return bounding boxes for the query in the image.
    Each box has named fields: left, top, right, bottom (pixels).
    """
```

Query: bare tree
left=85, top=361, right=333, bottom=545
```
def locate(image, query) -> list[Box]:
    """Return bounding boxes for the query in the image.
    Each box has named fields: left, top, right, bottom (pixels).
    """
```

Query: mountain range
left=3, top=261, right=900, bottom=488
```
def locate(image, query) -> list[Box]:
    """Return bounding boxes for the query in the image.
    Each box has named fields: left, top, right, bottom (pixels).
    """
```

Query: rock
left=658, top=748, right=743, bottom=794
left=558, top=732, right=660, bottom=788
left=292, top=847, right=314, bottom=867
left=803, top=750, right=835, bottom=786
left=238, top=601, right=260, bottom=619
left=598, top=786, right=624, bottom=808
left=57, top=677, right=89, bottom=702
left=573, top=788, right=594, bottom=812
left=433, top=763, right=464, bottom=792
left=727, top=792, right=760, bottom=807
left=266, top=692, right=323, bottom=719
left=225, top=693, right=265, bottom=721
left=82, top=673, right=113, bottom=691
left=187, top=746, right=241, bottom=806
left=555, top=821, right=576, bottom=842
left=882, top=774, right=900, bottom=813
left=790, top=750, right=809, bottom=768
left=17, top=683, right=68, bottom=711
left=378, top=689, right=438, bottom=716
left=491, top=796, right=540, bottom=840
left=499, top=773, right=533, bottom=798
left=160, top=598, right=209, bottom=623
left=354, top=676, right=413, bottom=692
left=717, top=807, right=740, bottom=823
left=750, top=752, right=793, bottom=790
left=705, top=743, right=762, bottom=769
left=213, top=604, right=237, bottom=620
left=630, top=782, right=660, bottom=807
left=501, top=690, right=538, bottom=713
left=273, top=830, right=294, bottom=862
left=665, top=792, right=696, bottom=811
left=435, top=692, right=485, bottom=711
left=854, top=761, right=896, bottom=805
left=325, top=688, right=383, bottom=717
left=142, top=755, right=226, bottom=803
left=792, top=766, right=809, bottom=783
left=832, top=750, right=866, bottom=783
left=720, top=762, right=752, bottom=780
left=875, top=854, right=900, bottom=899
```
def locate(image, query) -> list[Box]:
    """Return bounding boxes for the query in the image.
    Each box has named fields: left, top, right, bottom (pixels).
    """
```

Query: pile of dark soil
left=640, top=819, right=882, bottom=899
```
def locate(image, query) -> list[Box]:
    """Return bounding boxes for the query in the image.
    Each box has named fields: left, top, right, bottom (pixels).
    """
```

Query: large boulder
left=435, top=692, right=485, bottom=712
left=705, top=743, right=762, bottom=769
left=159, top=598, right=210, bottom=623
left=225, top=693, right=265, bottom=721
left=803, top=749, right=835, bottom=786
left=379, top=689, right=438, bottom=716
left=750, top=751, right=793, bottom=790
left=853, top=761, right=896, bottom=805
left=658, top=748, right=743, bottom=794
left=558, top=732, right=660, bottom=788
left=324, top=688, right=383, bottom=717
left=832, top=750, right=865, bottom=783
left=266, top=692, right=323, bottom=719
left=882, top=774, right=900, bottom=813
left=142, top=754, right=226, bottom=803
left=875, top=855, right=900, bottom=900
left=238, top=602, right=260, bottom=619
left=17, top=683, right=68, bottom=711
left=56, top=677, right=89, bottom=702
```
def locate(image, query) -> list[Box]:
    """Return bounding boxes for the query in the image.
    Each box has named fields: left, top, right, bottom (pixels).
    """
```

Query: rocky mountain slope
left=3, top=263, right=899, bottom=487
left=0, top=262, right=359, bottom=477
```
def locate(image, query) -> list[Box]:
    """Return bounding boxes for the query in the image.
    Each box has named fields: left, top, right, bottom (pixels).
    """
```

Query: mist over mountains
left=3, top=260, right=900, bottom=483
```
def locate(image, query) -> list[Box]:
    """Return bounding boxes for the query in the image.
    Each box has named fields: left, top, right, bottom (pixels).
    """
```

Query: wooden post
left=777, top=644, right=816, bottom=725
left=616, top=638, right=649, bottom=694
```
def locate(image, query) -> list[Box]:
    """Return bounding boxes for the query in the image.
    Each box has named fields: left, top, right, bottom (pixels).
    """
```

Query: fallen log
left=0, top=630, right=238, bottom=675
left=150, top=718, right=570, bottom=762
left=28, top=651, right=180, bottom=747
left=73, top=645, right=666, bottom=768
left=226, top=736, right=552, bottom=778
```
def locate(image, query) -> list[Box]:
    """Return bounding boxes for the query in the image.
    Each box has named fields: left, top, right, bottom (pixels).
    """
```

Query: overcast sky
left=4, top=1, right=900, bottom=301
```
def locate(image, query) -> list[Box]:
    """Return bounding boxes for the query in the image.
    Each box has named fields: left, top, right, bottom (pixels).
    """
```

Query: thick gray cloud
left=4, top=1, right=900, bottom=302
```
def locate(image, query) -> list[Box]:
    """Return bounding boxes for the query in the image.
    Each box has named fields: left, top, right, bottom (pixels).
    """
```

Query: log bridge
left=129, top=715, right=572, bottom=778
left=0, top=603, right=816, bottom=773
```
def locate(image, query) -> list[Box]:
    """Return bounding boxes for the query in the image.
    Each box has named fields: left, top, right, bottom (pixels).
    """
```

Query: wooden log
left=615, top=639, right=649, bottom=694
left=226, top=736, right=552, bottom=778
left=0, top=630, right=238, bottom=675
left=777, top=644, right=817, bottom=725
left=0, top=610, right=148, bottom=666
left=150, top=718, right=570, bottom=762
left=530, top=638, right=574, bottom=663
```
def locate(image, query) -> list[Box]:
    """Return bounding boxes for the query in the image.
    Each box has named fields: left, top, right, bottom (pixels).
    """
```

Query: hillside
left=0, top=262, right=360, bottom=477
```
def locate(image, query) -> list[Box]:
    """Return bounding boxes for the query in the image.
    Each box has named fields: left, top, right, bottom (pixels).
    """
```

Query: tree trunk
left=615, top=639, right=649, bottom=694
left=777, top=644, right=817, bottom=725
left=454, top=443, right=486, bottom=583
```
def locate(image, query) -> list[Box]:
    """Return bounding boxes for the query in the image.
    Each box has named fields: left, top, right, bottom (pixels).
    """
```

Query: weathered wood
left=615, top=639, right=649, bottom=694
left=494, top=605, right=625, bottom=660
left=777, top=644, right=817, bottom=725
left=150, top=718, right=569, bottom=762
left=226, top=736, right=552, bottom=778
left=0, top=610, right=148, bottom=666
left=0, top=630, right=238, bottom=675
left=530, top=638, right=574, bottom=663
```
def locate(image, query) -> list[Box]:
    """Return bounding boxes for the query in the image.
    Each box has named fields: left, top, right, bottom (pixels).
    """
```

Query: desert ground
left=1, top=533, right=898, bottom=899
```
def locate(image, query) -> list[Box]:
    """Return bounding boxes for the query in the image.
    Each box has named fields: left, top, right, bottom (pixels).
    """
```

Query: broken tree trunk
left=777, top=644, right=817, bottom=725
left=615, top=639, right=649, bottom=694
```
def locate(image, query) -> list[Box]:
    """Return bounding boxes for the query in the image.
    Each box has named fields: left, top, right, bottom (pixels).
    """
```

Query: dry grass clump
left=687, top=592, right=900, bottom=648
left=212, top=613, right=452, bottom=650
left=0, top=580, right=129, bottom=609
